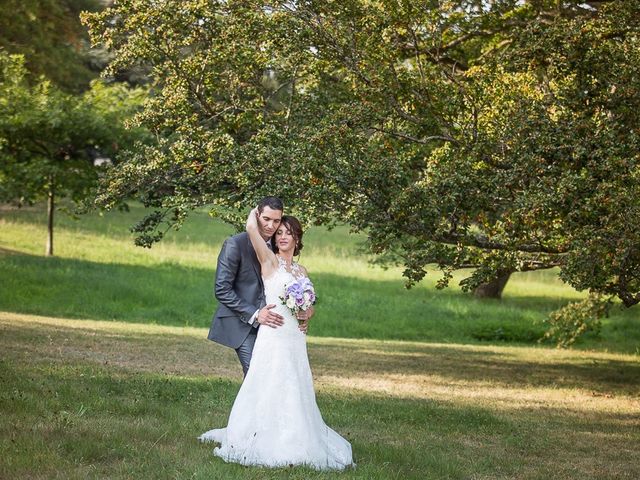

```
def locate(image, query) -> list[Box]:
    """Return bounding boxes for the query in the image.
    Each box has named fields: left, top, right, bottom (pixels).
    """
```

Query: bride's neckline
left=276, top=255, right=296, bottom=268
left=276, top=255, right=303, bottom=277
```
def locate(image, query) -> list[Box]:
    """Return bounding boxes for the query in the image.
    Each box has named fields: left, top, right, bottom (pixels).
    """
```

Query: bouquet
left=280, top=277, right=317, bottom=320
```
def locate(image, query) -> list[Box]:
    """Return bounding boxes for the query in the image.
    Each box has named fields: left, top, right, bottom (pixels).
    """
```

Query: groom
left=207, top=196, right=308, bottom=376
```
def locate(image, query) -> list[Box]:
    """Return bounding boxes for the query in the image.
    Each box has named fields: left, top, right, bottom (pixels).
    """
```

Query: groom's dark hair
left=257, top=196, right=284, bottom=213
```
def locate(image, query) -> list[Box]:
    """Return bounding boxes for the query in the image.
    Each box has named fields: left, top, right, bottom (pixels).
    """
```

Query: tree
left=473, top=271, right=513, bottom=299
left=0, top=52, right=147, bottom=255
left=83, top=0, right=640, bottom=344
left=0, top=0, right=105, bottom=93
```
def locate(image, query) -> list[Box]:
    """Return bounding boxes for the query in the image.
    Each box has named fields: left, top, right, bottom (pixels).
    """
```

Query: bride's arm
left=246, top=207, right=278, bottom=277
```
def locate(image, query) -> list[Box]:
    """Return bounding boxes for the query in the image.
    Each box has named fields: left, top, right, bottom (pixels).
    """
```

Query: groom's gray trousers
left=235, top=329, right=258, bottom=376
left=207, top=232, right=267, bottom=376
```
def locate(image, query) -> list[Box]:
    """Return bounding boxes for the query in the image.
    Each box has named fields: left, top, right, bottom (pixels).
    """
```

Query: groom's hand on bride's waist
left=257, top=304, right=284, bottom=328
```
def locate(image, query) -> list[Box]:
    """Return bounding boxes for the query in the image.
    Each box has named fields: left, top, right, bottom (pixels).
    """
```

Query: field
left=1, top=204, right=639, bottom=479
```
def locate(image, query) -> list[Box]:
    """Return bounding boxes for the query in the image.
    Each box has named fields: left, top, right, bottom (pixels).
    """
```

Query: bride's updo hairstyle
left=273, top=216, right=304, bottom=256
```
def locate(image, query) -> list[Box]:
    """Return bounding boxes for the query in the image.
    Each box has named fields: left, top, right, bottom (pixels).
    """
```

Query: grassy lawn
left=1, top=203, right=640, bottom=478
left=1, top=203, right=639, bottom=353
left=1, top=312, right=639, bottom=479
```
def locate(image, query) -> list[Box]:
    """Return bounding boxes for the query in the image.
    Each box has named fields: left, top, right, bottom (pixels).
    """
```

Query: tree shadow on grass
left=309, top=341, right=640, bottom=396
left=0, top=249, right=637, bottom=352
left=0, top=250, right=215, bottom=327
left=0, top=246, right=23, bottom=256
left=3, top=314, right=639, bottom=405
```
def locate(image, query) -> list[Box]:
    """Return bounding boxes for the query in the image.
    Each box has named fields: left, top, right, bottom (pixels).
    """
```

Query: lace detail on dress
left=276, top=255, right=306, bottom=279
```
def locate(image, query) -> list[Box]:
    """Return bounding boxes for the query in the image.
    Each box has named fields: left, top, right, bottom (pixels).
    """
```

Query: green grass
left=1, top=313, right=639, bottom=479
left=1, top=204, right=639, bottom=478
left=1, top=203, right=638, bottom=353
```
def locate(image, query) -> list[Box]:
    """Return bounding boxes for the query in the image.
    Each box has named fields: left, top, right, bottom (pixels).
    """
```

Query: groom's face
left=257, top=206, right=283, bottom=240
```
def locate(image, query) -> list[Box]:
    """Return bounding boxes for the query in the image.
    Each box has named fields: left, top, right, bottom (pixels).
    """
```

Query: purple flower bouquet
left=280, top=277, right=317, bottom=320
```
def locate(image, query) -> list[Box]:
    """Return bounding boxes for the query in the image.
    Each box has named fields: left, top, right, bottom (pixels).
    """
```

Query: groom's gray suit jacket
left=208, top=232, right=266, bottom=349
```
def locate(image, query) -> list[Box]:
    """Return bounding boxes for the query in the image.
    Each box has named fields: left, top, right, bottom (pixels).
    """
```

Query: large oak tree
left=84, top=0, right=640, bottom=344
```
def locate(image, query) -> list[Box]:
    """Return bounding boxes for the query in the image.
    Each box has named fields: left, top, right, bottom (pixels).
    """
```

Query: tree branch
left=432, top=233, right=569, bottom=254
left=369, top=126, right=457, bottom=145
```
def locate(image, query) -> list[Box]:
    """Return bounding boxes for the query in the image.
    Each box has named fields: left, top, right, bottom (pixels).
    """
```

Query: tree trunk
left=46, top=174, right=54, bottom=256
left=473, top=271, right=513, bottom=299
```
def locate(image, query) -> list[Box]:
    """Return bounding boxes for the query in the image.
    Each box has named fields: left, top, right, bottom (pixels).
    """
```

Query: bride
left=199, top=208, right=354, bottom=470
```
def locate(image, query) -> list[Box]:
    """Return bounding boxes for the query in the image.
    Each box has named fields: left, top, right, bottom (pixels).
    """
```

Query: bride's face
left=275, top=225, right=295, bottom=253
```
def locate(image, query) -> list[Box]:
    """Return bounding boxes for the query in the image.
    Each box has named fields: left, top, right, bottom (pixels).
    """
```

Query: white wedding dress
left=198, top=259, right=353, bottom=470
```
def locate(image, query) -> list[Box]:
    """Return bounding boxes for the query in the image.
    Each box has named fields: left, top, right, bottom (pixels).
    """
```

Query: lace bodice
left=262, top=256, right=308, bottom=328
left=276, top=255, right=306, bottom=279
